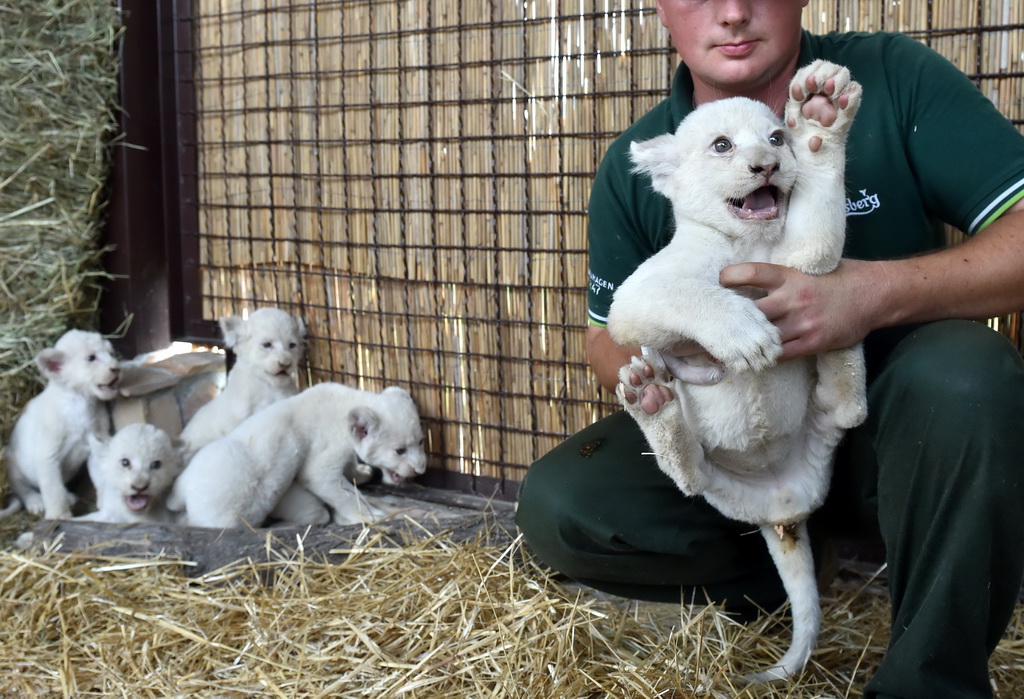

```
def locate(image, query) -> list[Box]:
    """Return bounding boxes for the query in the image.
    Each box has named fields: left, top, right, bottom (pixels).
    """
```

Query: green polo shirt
left=587, top=31, right=1024, bottom=328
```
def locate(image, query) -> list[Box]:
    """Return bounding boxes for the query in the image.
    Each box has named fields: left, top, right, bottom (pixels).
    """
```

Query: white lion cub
left=1, top=330, right=121, bottom=520
left=607, top=61, right=867, bottom=682
left=78, top=423, right=185, bottom=524
left=179, top=307, right=306, bottom=459
left=167, top=383, right=427, bottom=528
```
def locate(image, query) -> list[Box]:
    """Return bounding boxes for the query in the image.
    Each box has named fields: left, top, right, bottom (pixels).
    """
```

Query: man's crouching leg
left=515, top=410, right=790, bottom=614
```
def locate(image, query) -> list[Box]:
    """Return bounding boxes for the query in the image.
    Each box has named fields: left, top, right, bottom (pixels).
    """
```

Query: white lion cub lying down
left=168, top=383, right=427, bottom=528
left=78, top=423, right=185, bottom=524
left=179, top=307, right=306, bottom=459
left=1, top=330, right=121, bottom=520
left=607, top=61, right=867, bottom=682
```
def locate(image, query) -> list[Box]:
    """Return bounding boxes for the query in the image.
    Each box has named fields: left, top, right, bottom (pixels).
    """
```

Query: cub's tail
left=743, top=520, right=821, bottom=683
left=0, top=495, right=24, bottom=520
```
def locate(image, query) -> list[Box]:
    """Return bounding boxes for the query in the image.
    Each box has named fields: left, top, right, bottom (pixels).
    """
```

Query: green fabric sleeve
left=878, top=34, right=1024, bottom=234
left=585, top=80, right=682, bottom=326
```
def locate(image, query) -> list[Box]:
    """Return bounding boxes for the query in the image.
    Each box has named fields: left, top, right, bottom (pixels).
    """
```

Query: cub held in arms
left=77, top=423, right=185, bottom=524
left=1, top=330, right=121, bottom=520
left=179, top=307, right=306, bottom=459
left=167, top=383, right=427, bottom=528
left=606, top=61, right=867, bottom=682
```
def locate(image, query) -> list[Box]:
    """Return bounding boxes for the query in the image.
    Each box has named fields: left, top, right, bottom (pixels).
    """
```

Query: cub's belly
left=682, top=358, right=814, bottom=467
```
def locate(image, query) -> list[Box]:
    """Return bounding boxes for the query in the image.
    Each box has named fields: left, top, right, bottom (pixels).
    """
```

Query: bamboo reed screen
left=183, top=0, right=1024, bottom=498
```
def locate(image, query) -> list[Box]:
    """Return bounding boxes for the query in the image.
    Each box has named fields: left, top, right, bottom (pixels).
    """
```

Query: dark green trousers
left=516, top=320, right=1024, bottom=698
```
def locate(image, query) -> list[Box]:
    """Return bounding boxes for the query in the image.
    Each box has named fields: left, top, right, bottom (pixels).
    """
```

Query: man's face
left=656, top=0, right=809, bottom=102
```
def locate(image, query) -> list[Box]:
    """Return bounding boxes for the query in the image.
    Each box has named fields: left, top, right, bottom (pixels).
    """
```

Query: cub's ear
left=629, top=134, right=685, bottom=193
left=349, top=406, right=381, bottom=441
left=35, top=348, right=66, bottom=381
left=86, top=433, right=108, bottom=457
left=218, top=315, right=246, bottom=348
left=294, top=317, right=308, bottom=340
left=170, top=437, right=189, bottom=467
left=382, top=386, right=414, bottom=404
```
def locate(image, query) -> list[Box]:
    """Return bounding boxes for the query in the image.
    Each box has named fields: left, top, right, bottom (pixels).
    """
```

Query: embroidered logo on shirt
left=846, top=189, right=881, bottom=216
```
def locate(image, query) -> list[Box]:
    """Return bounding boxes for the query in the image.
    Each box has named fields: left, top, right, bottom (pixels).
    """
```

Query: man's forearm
left=871, top=208, right=1024, bottom=329
left=720, top=203, right=1024, bottom=361
left=586, top=325, right=639, bottom=393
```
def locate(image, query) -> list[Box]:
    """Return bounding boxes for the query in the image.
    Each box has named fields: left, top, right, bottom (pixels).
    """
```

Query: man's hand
left=719, top=258, right=886, bottom=361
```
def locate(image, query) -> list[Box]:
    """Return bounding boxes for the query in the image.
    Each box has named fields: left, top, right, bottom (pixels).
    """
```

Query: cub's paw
left=23, top=493, right=45, bottom=516
left=702, top=310, right=782, bottom=374
left=616, top=355, right=676, bottom=418
left=785, top=59, right=861, bottom=151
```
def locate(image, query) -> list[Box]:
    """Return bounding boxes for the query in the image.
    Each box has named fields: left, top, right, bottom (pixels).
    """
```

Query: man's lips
left=717, top=41, right=757, bottom=58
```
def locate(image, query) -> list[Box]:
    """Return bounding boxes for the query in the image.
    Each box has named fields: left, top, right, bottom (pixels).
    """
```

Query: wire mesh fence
left=176, top=0, right=1024, bottom=497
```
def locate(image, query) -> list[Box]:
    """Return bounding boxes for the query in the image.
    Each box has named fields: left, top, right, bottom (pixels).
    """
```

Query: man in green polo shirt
left=515, top=2, right=1024, bottom=697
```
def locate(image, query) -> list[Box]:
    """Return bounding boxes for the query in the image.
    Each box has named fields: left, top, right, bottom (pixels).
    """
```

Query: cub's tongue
left=126, top=494, right=150, bottom=511
left=731, top=186, right=780, bottom=221
left=743, top=186, right=776, bottom=211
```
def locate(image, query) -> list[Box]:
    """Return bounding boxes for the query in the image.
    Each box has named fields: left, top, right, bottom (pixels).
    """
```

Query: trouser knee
left=871, top=320, right=1024, bottom=471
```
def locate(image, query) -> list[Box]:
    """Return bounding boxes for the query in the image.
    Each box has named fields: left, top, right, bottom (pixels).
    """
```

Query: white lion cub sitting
left=607, top=61, right=867, bottom=682
left=1, top=329, right=121, bottom=520
left=167, top=383, right=427, bottom=528
left=77, top=423, right=185, bottom=524
left=179, top=307, right=306, bottom=459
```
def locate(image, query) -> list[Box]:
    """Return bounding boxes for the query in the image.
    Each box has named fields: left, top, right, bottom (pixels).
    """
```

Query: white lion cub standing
left=168, top=383, right=427, bottom=528
left=1, top=330, right=121, bottom=520
left=179, top=307, right=306, bottom=459
left=78, top=423, right=185, bottom=524
left=607, top=61, right=867, bottom=682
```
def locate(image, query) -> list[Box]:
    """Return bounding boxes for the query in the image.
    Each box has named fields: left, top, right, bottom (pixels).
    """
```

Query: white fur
left=168, top=383, right=427, bottom=528
left=1, top=330, right=121, bottom=520
left=607, top=61, right=868, bottom=682
left=179, top=307, right=306, bottom=459
left=77, top=423, right=185, bottom=524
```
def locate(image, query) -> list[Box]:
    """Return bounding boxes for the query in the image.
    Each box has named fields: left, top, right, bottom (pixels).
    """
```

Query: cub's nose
left=749, top=162, right=779, bottom=178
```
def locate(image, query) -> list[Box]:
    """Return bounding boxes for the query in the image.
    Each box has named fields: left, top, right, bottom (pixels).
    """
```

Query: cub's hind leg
left=616, top=355, right=709, bottom=497
left=814, top=346, right=868, bottom=430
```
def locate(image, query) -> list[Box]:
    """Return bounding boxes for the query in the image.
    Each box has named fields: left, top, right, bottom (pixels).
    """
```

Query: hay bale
left=0, top=0, right=121, bottom=442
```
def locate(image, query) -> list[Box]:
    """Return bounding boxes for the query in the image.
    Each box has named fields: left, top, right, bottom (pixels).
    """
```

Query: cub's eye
left=396, top=447, right=407, bottom=456
left=87, top=354, right=97, bottom=362
left=712, top=138, right=732, bottom=153
left=768, top=131, right=785, bottom=146
left=289, top=342, right=297, bottom=349
left=262, top=342, right=273, bottom=349
left=120, top=458, right=131, bottom=469
left=150, top=460, right=162, bottom=470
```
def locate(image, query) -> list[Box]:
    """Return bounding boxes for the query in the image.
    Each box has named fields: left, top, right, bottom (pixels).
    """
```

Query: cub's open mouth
left=729, top=186, right=781, bottom=220
left=126, top=494, right=151, bottom=511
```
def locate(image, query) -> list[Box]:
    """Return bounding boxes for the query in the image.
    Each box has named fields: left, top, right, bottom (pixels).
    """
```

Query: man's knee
left=869, top=320, right=1024, bottom=489
left=515, top=450, right=576, bottom=544
left=876, top=320, right=1024, bottom=418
